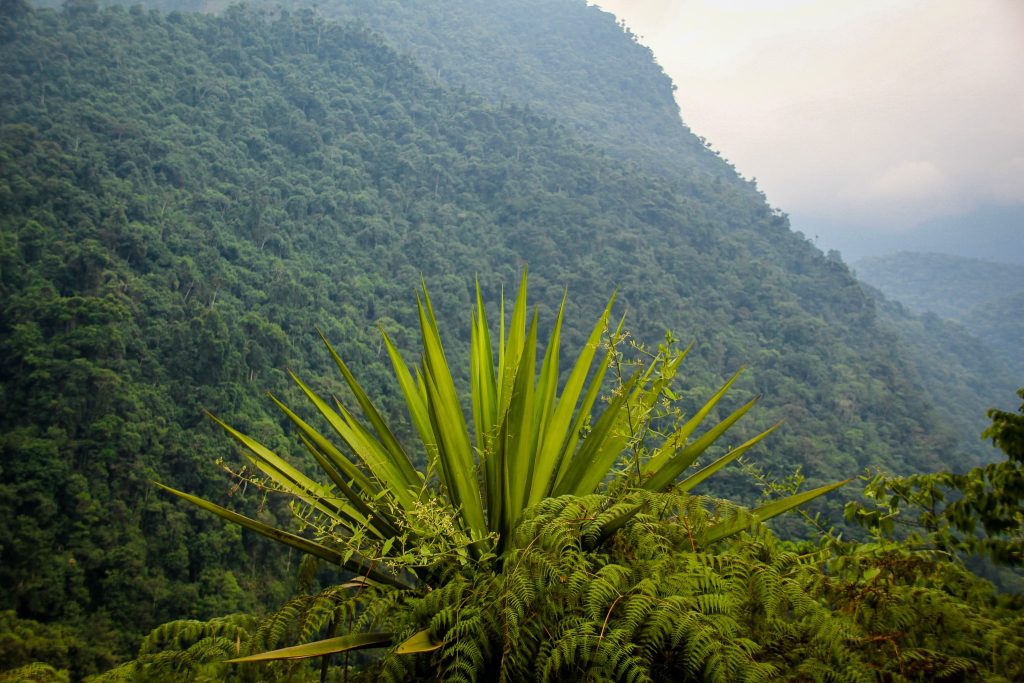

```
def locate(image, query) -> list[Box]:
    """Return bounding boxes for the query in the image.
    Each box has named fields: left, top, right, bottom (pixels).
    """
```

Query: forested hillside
left=194, top=0, right=1019, bottom=443
left=856, top=252, right=1024, bottom=378
left=137, top=0, right=731, bottom=183
left=117, top=0, right=1015, bottom=455
left=0, top=1, right=1010, bottom=675
left=862, top=284, right=1019, bottom=460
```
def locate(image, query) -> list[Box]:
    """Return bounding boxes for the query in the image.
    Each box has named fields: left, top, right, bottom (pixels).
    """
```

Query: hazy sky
left=592, top=0, right=1024, bottom=245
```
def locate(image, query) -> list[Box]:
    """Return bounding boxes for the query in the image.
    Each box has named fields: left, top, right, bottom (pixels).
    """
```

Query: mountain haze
left=819, top=205, right=1024, bottom=266
left=855, top=252, right=1024, bottom=379
left=854, top=252, right=1024, bottom=319
left=0, top=0, right=1010, bottom=673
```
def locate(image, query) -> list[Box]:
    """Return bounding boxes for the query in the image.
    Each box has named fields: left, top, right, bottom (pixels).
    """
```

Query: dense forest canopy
left=0, top=0, right=1019, bottom=678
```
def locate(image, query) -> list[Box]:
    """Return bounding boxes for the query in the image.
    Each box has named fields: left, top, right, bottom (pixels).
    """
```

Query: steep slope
left=223, top=0, right=1007, bottom=466
left=109, top=0, right=1007, bottom=472
left=157, top=0, right=733, bottom=184
left=136, top=0, right=1015, bottom=453
left=0, top=2, right=989, bottom=672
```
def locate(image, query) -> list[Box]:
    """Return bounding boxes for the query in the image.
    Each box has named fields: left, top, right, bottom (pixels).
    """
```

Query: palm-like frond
left=159, top=272, right=847, bottom=667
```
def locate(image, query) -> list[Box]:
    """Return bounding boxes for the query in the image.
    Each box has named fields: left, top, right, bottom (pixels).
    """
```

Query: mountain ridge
left=0, top=2, right=1012, bottom=673
left=854, top=251, right=1023, bottom=380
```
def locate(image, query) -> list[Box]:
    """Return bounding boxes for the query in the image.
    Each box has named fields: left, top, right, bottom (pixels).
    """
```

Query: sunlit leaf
left=227, top=632, right=392, bottom=663
left=395, top=628, right=443, bottom=655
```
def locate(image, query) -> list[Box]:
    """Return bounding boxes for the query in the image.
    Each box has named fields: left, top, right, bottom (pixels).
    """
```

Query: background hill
left=855, top=252, right=1024, bottom=379
left=817, top=204, right=1024, bottom=266
left=0, top=1, right=1013, bottom=674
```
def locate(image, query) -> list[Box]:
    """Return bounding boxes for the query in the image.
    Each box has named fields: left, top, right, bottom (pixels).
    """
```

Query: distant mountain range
left=854, top=252, right=1024, bottom=379
left=804, top=203, right=1024, bottom=266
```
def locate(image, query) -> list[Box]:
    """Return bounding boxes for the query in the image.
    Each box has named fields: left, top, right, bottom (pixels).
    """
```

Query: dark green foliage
left=863, top=284, right=1018, bottom=468
left=848, top=388, right=1024, bottom=567
left=0, top=663, right=70, bottom=683
left=0, top=612, right=80, bottom=681
left=90, top=614, right=260, bottom=682
left=136, top=0, right=727, bottom=183
left=149, top=275, right=854, bottom=679
left=219, top=0, right=1011, bottom=481
left=108, top=491, right=1024, bottom=681
left=986, top=390, right=1024, bottom=460
left=814, top=539, right=1024, bottom=682
left=0, top=0, right=1014, bottom=674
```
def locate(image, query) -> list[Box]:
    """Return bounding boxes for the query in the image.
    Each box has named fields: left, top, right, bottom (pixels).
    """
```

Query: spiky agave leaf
left=159, top=272, right=850, bottom=670
left=154, top=484, right=411, bottom=590
left=167, top=273, right=849, bottom=561
left=701, top=479, right=853, bottom=544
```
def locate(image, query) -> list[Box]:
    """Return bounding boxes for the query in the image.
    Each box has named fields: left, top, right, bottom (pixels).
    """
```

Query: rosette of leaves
left=159, top=272, right=847, bottom=666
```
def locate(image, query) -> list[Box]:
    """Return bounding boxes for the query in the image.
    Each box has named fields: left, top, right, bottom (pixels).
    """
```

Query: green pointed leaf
left=553, top=371, right=640, bottom=497
left=395, top=628, right=444, bottom=655
left=207, top=412, right=343, bottom=522
left=297, top=433, right=400, bottom=539
left=498, top=269, right=530, bottom=422
left=155, top=484, right=411, bottom=589
left=644, top=367, right=744, bottom=476
left=551, top=320, right=618, bottom=489
left=288, top=371, right=415, bottom=509
left=207, top=411, right=329, bottom=499
left=676, top=421, right=783, bottom=493
left=505, top=309, right=539, bottom=527
left=643, top=394, right=762, bottom=492
left=560, top=346, right=673, bottom=498
left=422, top=362, right=486, bottom=540
left=702, top=479, right=852, bottom=544
left=268, top=391, right=377, bottom=498
left=417, top=286, right=486, bottom=540
left=533, top=290, right=566, bottom=438
left=471, top=282, right=500, bottom=531
left=381, top=330, right=436, bottom=460
left=156, top=483, right=341, bottom=562
left=333, top=398, right=418, bottom=509
left=227, top=632, right=393, bottom=663
left=497, top=285, right=506, bottom=398
left=529, top=288, right=606, bottom=508
left=281, top=376, right=379, bottom=496
left=319, top=331, right=419, bottom=487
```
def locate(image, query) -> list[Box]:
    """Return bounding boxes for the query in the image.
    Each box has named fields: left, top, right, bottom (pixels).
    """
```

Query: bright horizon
left=592, top=0, right=1024, bottom=257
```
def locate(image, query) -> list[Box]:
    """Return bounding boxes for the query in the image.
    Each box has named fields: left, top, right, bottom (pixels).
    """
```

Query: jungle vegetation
left=1, top=1, right=1020, bottom=679
left=85, top=284, right=1024, bottom=682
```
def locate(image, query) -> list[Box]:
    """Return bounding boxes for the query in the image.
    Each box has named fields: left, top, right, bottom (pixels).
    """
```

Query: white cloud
left=851, top=161, right=948, bottom=202
left=985, top=157, right=1024, bottom=205
left=591, top=0, right=1024, bottom=234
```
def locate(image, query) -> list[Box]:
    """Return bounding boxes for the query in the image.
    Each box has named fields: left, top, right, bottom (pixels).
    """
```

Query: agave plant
left=160, top=272, right=847, bottom=664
